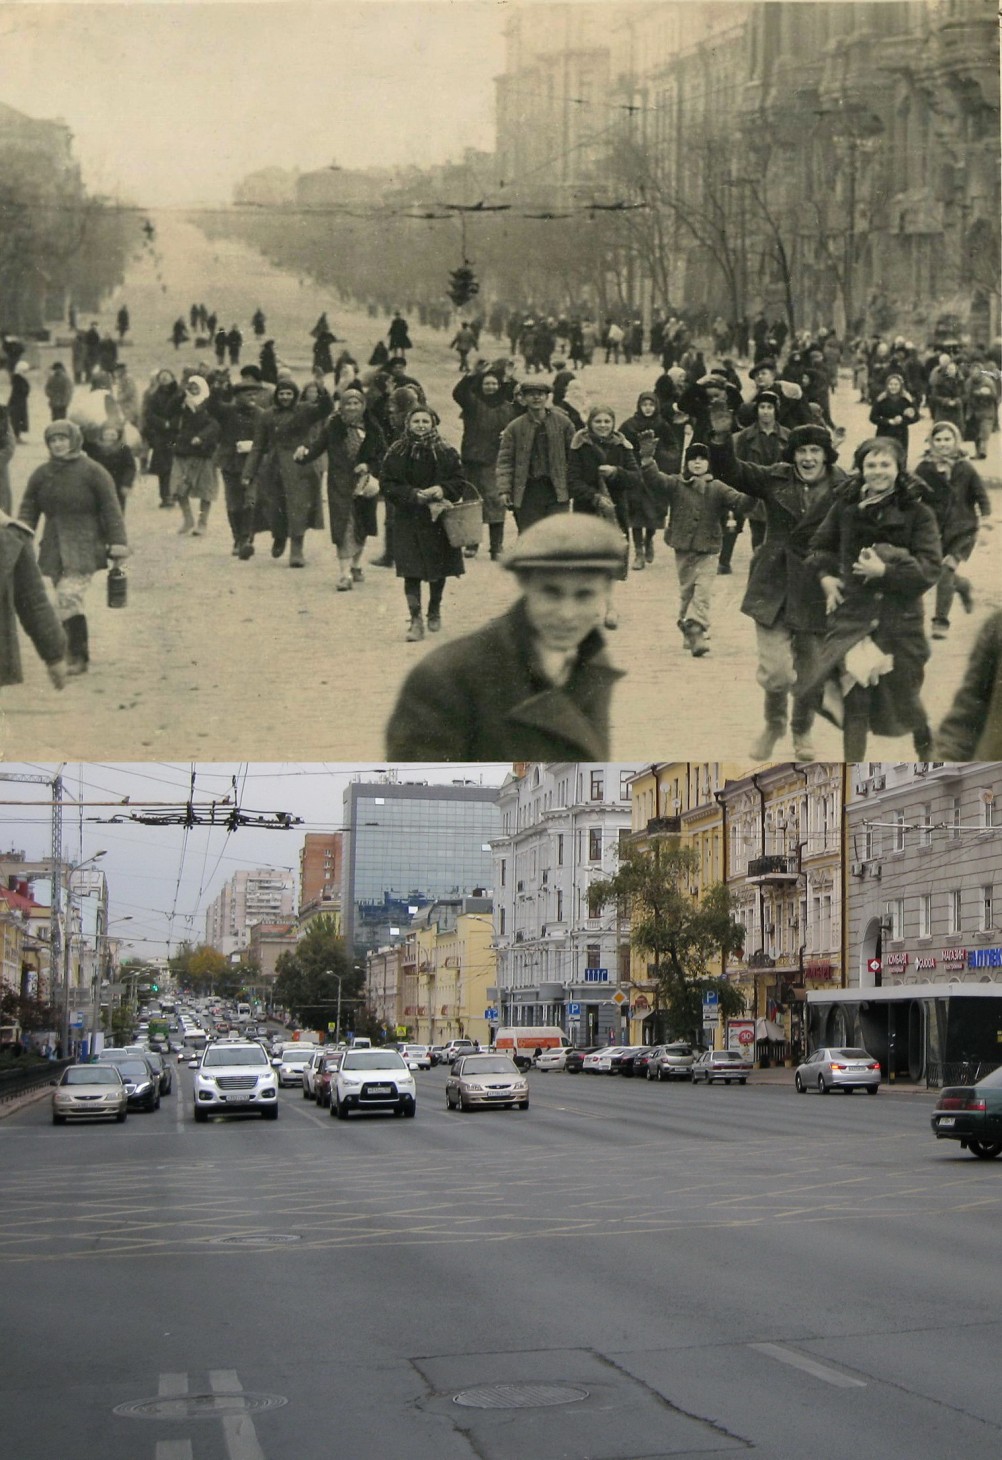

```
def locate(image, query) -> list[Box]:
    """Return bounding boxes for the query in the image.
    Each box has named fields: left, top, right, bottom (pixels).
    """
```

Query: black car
left=102, top=1057, right=161, bottom=1111
left=615, top=1046, right=654, bottom=1078
left=931, top=1066, right=1002, bottom=1158
left=565, top=1047, right=598, bottom=1074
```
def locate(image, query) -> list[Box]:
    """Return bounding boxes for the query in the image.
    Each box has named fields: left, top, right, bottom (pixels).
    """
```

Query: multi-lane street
left=2, top=1063, right=1000, bottom=1460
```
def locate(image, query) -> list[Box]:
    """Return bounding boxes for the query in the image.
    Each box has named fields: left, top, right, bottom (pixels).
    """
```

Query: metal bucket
left=441, top=496, right=483, bottom=549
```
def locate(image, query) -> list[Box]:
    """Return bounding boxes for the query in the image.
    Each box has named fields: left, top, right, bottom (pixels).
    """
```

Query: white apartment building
left=490, top=762, right=643, bottom=1045
left=204, top=869, right=295, bottom=957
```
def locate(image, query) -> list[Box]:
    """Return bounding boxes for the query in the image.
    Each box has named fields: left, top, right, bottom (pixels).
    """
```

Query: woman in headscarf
left=567, top=405, right=641, bottom=615
left=84, top=420, right=137, bottom=514
left=169, top=375, right=221, bottom=536
left=242, top=372, right=330, bottom=566
left=143, top=368, right=183, bottom=508
left=868, top=372, right=919, bottom=461
left=295, top=386, right=385, bottom=589
left=381, top=405, right=467, bottom=641
left=913, top=419, right=991, bottom=640
left=17, top=420, right=128, bottom=675
left=805, top=436, right=941, bottom=760
left=620, top=390, right=683, bottom=567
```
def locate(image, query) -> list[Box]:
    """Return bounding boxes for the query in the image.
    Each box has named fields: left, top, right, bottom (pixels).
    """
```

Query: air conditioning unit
left=514, top=931, right=524, bottom=943
left=516, top=880, right=524, bottom=892
left=851, top=861, right=865, bottom=877
left=765, top=923, right=775, bottom=935
left=872, top=774, right=886, bottom=790
left=541, top=870, right=549, bottom=884
left=914, top=764, right=928, bottom=776
left=869, top=864, right=882, bottom=881
left=859, top=783, right=869, bottom=796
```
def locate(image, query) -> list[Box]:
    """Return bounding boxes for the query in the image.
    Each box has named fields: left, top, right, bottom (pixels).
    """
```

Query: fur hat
left=782, top=424, right=838, bottom=466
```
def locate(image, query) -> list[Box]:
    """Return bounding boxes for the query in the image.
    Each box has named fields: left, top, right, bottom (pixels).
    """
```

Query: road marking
left=158, top=1372, right=189, bottom=1396
left=155, top=1443, right=193, bottom=1460
left=750, top=1342, right=867, bottom=1388
left=210, top=1370, right=268, bottom=1460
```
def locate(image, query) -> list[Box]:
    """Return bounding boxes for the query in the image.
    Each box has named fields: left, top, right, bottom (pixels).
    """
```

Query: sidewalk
left=748, top=1064, right=936, bottom=1096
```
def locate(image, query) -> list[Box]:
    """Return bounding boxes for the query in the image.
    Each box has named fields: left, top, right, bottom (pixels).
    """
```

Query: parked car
left=193, top=1041, right=279, bottom=1121
left=534, top=1046, right=569, bottom=1072
left=633, top=1047, right=659, bottom=1079
left=51, top=1064, right=128, bottom=1125
left=613, top=1046, right=653, bottom=1078
left=564, top=1047, right=597, bottom=1074
left=931, top=1067, right=1002, bottom=1158
left=582, top=1047, right=622, bottom=1074
left=692, top=1049, right=751, bottom=1085
left=400, top=1044, right=432, bottom=1071
left=302, top=1047, right=333, bottom=1100
left=332, top=1048, right=416, bottom=1119
left=795, top=1047, right=881, bottom=1095
left=647, top=1044, right=695, bottom=1081
left=443, top=1038, right=479, bottom=1062
left=445, top=1054, right=529, bottom=1111
left=428, top=1045, right=451, bottom=1067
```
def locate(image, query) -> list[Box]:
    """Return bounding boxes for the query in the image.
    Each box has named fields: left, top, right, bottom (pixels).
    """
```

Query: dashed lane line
left=210, top=1371, right=268, bottom=1460
left=751, top=1342, right=867, bottom=1388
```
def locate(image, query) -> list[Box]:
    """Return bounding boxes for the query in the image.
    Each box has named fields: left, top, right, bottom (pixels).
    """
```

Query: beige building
left=390, top=897, right=496, bottom=1047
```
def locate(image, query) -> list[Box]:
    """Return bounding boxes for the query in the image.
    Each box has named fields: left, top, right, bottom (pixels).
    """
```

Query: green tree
left=589, top=842, right=746, bottom=1046
left=273, top=916, right=358, bottom=1034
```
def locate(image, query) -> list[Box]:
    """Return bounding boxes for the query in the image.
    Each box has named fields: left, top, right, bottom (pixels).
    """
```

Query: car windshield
left=462, top=1058, right=519, bottom=1074
left=65, top=1066, right=122, bottom=1085
left=203, top=1046, right=268, bottom=1067
left=834, top=1048, right=871, bottom=1059
left=113, top=1061, right=151, bottom=1078
left=343, top=1051, right=406, bottom=1071
left=664, top=1046, right=692, bottom=1056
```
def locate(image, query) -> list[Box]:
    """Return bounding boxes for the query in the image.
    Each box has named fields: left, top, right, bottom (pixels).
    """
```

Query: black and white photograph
left=0, top=0, right=999, bottom=763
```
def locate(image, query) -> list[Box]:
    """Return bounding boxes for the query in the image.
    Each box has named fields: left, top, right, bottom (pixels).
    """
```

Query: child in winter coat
left=868, top=373, right=919, bottom=460
left=84, top=422, right=137, bottom=513
left=913, top=420, right=991, bottom=638
left=637, top=437, right=751, bottom=657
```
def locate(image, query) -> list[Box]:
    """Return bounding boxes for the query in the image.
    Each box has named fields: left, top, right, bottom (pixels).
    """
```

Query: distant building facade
left=204, top=869, right=295, bottom=957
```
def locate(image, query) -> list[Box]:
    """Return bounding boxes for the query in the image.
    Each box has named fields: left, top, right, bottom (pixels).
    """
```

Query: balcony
left=746, top=855, right=799, bottom=886
left=647, top=816, right=681, bottom=836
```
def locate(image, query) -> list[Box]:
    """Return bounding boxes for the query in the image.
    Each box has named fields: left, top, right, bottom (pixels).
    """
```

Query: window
left=555, top=889, right=563, bottom=922
left=919, top=803, right=932, bottom=847
left=981, top=792, right=998, bottom=830
left=585, top=942, right=601, bottom=973
left=952, top=797, right=962, bottom=838
left=500, top=859, right=506, bottom=887
left=918, top=894, right=931, bottom=939
left=557, top=834, right=564, bottom=867
left=888, top=899, right=904, bottom=941
left=588, top=885, right=603, bottom=918
left=499, top=908, right=506, bottom=935
left=948, top=889, right=962, bottom=935
left=981, top=885, right=995, bottom=932
left=589, top=829, right=602, bottom=861
left=620, top=770, right=632, bottom=801
left=590, top=770, right=604, bottom=801
left=892, top=811, right=905, bottom=853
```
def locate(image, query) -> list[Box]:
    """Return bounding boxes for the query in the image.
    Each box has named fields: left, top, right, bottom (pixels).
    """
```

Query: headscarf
left=853, top=436, right=906, bottom=510
left=404, top=404, right=441, bottom=457
left=586, top=404, right=617, bottom=439
left=923, top=419, right=964, bottom=464
left=44, top=419, right=84, bottom=460
left=183, top=375, right=211, bottom=411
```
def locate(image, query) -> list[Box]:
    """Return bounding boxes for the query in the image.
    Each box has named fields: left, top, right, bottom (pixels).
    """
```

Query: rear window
left=835, top=1048, right=871, bottom=1060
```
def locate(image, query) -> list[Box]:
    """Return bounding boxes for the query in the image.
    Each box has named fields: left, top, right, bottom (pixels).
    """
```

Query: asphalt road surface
left=0, top=212, right=998, bottom=762
left=2, top=1063, right=1000, bottom=1460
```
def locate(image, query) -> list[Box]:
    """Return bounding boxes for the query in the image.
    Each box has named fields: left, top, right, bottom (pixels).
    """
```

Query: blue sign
left=484, top=1007, right=499, bottom=1021
left=567, top=1002, right=581, bottom=1016
left=584, top=967, right=609, bottom=983
left=702, top=991, right=719, bottom=1007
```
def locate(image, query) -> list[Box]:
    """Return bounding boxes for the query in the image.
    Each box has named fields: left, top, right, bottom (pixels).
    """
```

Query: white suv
left=193, top=1042, right=279, bottom=1121
left=332, top=1048, right=416, bottom=1120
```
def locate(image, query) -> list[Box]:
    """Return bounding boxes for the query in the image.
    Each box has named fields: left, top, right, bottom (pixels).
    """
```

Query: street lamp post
left=90, top=916, right=133, bottom=1055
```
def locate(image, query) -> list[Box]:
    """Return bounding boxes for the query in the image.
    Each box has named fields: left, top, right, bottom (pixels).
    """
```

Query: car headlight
left=464, top=1082, right=484, bottom=1092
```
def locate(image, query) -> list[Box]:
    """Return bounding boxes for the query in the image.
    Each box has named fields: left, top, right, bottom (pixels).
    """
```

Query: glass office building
left=342, top=782, right=500, bottom=955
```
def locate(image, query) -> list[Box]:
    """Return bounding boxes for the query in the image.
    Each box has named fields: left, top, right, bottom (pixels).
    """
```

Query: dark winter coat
left=733, top=421, right=789, bottom=468
left=143, top=382, right=183, bottom=475
left=381, top=435, right=467, bottom=581
left=708, top=435, right=847, bottom=633
left=385, top=598, right=623, bottom=760
left=244, top=384, right=330, bottom=536
left=18, top=454, right=127, bottom=579
left=567, top=429, right=643, bottom=532
left=9, top=375, right=30, bottom=437
left=935, top=610, right=1002, bottom=760
left=621, top=395, right=684, bottom=475
left=171, top=404, right=221, bottom=459
left=299, top=412, right=386, bottom=548
left=207, top=390, right=265, bottom=476
left=452, top=376, right=517, bottom=465
left=868, top=391, right=919, bottom=452
left=805, top=477, right=942, bottom=736
left=0, top=408, right=13, bottom=514
left=736, top=385, right=809, bottom=431
left=640, top=462, right=750, bottom=553
left=83, top=440, right=136, bottom=499
left=45, top=367, right=73, bottom=413
left=913, top=455, right=990, bottom=561
left=388, top=318, right=412, bottom=351
left=0, top=518, right=67, bottom=686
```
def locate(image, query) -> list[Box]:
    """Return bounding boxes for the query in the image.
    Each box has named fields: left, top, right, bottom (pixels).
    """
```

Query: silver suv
left=647, top=1043, right=695, bottom=1081
left=193, top=1042, right=279, bottom=1121
left=332, top=1048, right=416, bottom=1119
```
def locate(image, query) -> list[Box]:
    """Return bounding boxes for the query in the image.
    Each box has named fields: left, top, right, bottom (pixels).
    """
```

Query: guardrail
left=0, top=1058, right=73, bottom=1104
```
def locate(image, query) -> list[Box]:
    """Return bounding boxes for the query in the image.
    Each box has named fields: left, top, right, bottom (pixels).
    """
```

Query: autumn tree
left=589, top=842, right=746, bottom=1046
left=272, top=916, right=359, bottom=1034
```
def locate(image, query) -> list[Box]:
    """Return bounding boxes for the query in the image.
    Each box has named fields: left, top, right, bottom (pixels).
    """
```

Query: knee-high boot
left=750, top=690, right=787, bottom=760
left=65, top=615, right=89, bottom=676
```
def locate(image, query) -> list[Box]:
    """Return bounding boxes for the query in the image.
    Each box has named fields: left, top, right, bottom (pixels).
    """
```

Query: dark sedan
left=931, top=1066, right=1002, bottom=1159
left=613, top=1046, right=654, bottom=1078
left=565, top=1047, right=598, bottom=1074
left=101, top=1057, right=161, bottom=1111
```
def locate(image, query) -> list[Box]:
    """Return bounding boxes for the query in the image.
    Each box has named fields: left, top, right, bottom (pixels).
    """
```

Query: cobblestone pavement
left=1, top=214, right=998, bottom=762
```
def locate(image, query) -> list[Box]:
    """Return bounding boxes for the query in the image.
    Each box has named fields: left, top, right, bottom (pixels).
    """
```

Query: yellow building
left=394, top=898, right=496, bottom=1048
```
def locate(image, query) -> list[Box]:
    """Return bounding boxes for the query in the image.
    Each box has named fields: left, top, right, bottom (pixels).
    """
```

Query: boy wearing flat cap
left=385, top=514, right=626, bottom=759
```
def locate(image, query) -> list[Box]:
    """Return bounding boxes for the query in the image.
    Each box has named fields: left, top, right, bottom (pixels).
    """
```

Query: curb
left=0, top=1085, right=53, bottom=1121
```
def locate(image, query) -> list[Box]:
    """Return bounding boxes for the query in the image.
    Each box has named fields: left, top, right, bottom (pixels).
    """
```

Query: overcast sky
left=1, top=762, right=510, bottom=958
left=0, top=1, right=508, bottom=205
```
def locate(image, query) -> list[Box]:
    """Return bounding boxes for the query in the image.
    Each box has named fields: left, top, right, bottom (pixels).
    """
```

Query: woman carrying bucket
left=380, top=405, right=470, bottom=641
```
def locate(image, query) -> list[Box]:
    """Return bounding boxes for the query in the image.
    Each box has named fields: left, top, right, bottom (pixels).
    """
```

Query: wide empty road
left=2, top=1065, right=999, bottom=1460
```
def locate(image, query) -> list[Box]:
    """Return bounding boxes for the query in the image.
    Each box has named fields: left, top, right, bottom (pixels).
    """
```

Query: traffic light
left=448, top=263, right=479, bottom=308
left=150, top=982, right=159, bottom=993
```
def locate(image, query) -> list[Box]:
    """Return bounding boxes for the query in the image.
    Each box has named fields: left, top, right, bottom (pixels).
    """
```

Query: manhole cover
left=115, top=1392, right=287, bottom=1421
left=453, top=1383, right=589, bottom=1410
left=213, top=1233, right=301, bottom=1246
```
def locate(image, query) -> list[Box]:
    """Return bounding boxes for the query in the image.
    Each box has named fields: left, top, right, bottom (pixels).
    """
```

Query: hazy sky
left=0, top=1, right=508, bottom=205
left=2, top=762, right=510, bottom=958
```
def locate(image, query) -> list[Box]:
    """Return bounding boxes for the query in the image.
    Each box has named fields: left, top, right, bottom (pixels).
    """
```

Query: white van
left=493, top=1028, right=570, bottom=1069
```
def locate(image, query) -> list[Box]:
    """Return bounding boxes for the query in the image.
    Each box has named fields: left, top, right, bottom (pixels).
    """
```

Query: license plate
left=367, top=1085, right=391, bottom=1096
left=937, top=1116, right=955, bottom=1128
